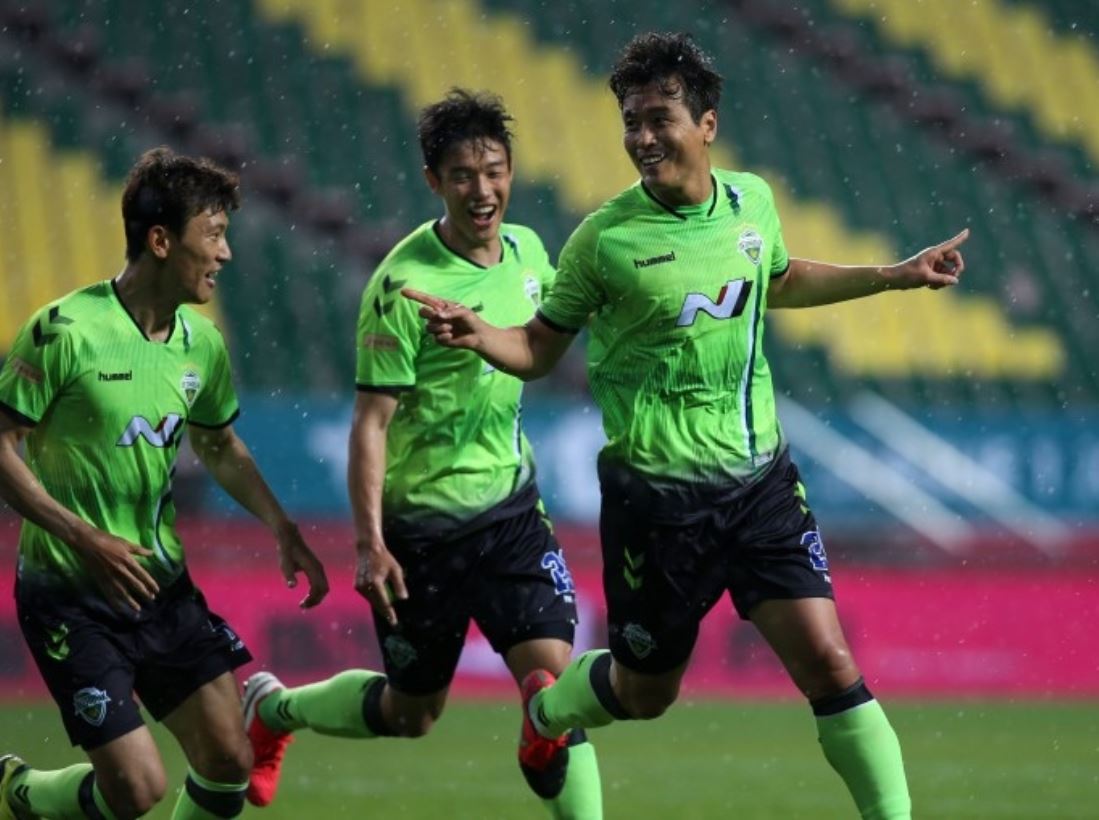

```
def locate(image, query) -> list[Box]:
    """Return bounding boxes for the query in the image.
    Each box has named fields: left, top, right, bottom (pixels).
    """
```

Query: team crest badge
left=181, top=369, right=201, bottom=407
left=524, top=275, right=541, bottom=306
left=737, top=229, right=764, bottom=266
left=384, top=635, right=418, bottom=669
left=73, top=687, right=111, bottom=727
left=622, top=623, right=656, bottom=659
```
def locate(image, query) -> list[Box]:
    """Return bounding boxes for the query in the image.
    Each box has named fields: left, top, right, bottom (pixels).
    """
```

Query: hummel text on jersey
left=633, top=251, right=676, bottom=269
left=98, top=370, right=133, bottom=382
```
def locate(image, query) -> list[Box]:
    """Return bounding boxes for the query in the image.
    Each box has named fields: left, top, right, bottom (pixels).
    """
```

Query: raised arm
left=402, top=288, right=575, bottom=380
left=769, top=228, right=969, bottom=309
left=190, top=423, right=329, bottom=609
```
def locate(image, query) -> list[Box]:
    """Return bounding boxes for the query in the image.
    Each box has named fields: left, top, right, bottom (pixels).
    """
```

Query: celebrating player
left=0, top=147, right=328, bottom=820
left=242, top=90, right=602, bottom=819
left=405, top=33, right=970, bottom=820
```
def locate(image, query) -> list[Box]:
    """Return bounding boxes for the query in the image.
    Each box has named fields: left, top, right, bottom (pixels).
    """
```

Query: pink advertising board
left=1, top=565, right=1095, bottom=699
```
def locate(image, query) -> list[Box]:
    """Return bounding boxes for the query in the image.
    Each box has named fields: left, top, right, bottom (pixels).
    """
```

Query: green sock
left=817, top=700, right=911, bottom=820
left=259, top=669, right=385, bottom=737
left=537, top=651, right=626, bottom=738
left=10, top=763, right=102, bottom=820
left=170, top=768, right=247, bottom=819
left=543, top=740, right=603, bottom=820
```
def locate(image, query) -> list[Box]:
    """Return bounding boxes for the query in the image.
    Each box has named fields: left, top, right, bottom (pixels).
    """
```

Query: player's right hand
left=77, top=530, right=160, bottom=613
left=354, top=537, right=408, bottom=626
left=402, top=288, right=484, bottom=349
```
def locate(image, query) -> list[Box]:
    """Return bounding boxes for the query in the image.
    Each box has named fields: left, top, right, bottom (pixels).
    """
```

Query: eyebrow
left=448, top=160, right=508, bottom=173
left=624, top=104, right=673, bottom=117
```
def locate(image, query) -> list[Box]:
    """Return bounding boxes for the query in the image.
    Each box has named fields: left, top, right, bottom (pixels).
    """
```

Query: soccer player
left=0, top=147, right=329, bottom=820
left=241, top=90, right=602, bottom=818
left=405, top=33, right=971, bottom=820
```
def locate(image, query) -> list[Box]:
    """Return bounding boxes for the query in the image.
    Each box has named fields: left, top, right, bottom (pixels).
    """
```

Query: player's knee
left=793, top=642, right=860, bottom=700
left=619, top=688, right=676, bottom=720
left=100, top=767, right=168, bottom=818
left=391, top=710, right=439, bottom=738
left=190, top=735, right=254, bottom=783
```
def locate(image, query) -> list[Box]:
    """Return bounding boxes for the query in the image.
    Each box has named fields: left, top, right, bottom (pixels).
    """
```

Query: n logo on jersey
left=118, top=414, right=184, bottom=448
left=676, top=279, right=752, bottom=327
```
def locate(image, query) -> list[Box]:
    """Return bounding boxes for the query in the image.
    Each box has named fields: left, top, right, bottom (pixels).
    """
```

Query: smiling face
left=622, top=78, right=716, bottom=207
left=164, top=208, right=231, bottom=305
left=426, top=137, right=512, bottom=264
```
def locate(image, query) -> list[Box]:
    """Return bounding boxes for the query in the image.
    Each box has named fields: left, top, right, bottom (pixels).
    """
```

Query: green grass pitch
left=2, top=700, right=1096, bottom=818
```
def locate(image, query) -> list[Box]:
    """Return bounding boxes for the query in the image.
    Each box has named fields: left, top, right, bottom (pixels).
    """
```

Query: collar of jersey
left=429, top=220, right=506, bottom=270
left=640, top=174, right=719, bottom=220
left=109, top=278, right=177, bottom=343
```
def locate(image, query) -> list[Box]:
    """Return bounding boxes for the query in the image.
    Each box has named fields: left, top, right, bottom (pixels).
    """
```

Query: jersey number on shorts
left=540, top=549, right=576, bottom=595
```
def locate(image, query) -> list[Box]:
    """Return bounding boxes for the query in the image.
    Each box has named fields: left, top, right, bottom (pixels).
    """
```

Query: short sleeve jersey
left=0, top=281, right=239, bottom=588
left=538, top=170, right=789, bottom=485
left=355, top=221, right=554, bottom=533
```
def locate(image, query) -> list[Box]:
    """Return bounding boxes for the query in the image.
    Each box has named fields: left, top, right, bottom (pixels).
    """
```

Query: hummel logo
left=98, top=370, right=133, bottom=382
left=471, top=302, right=484, bottom=313
left=633, top=251, right=676, bottom=269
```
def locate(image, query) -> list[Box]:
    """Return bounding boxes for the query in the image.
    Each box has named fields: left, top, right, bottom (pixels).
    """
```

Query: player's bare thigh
left=750, top=597, right=861, bottom=700
left=86, top=725, right=167, bottom=818
left=161, top=670, right=252, bottom=782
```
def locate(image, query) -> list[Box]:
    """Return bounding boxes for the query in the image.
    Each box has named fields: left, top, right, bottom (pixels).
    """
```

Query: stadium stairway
left=832, top=0, right=1099, bottom=169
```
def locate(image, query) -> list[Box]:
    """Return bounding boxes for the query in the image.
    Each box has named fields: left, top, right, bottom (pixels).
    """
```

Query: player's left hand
left=274, top=520, right=330, bottom=609
left=891, top=228, right=969, bottom=290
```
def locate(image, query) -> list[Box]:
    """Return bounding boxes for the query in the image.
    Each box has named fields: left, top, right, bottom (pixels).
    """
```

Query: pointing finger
left=402, top=288, right=446, bottom=310
left=937, top=228, right=970, bottom=252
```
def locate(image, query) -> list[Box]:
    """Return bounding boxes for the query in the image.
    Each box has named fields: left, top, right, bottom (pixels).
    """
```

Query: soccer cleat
left=242, top=672, right=294, bottom=807
left=0, top=755, right=30, bottom=820
left=518, top=670, right=569, bottom=772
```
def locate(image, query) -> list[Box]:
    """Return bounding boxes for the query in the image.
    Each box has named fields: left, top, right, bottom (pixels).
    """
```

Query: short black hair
left=121, top=146, right=241, bottom=263
left=609, top=32, right=723, bottom=123
left=417, top=88, right=514, bottom=175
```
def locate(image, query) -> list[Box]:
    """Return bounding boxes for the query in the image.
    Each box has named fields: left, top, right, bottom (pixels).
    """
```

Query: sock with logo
left=7, top=763, right=117, bottom=820
left=169, top=768, right=247, bottom=819
left=814, top=680, right=911, bottom=820
left=534, top=651, right=630, bottom=738
left=259, top=669, right=394, bottom=737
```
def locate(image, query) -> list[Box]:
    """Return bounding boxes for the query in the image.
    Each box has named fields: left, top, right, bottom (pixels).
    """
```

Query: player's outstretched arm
left=402, top=288, right=573, bottom=380
left=347, top=391, right=407, bottom=626
left=0, top=412, right=159, bottom=611
left=190, top=424, right=329, bottom=609
left=770, top=228, right=970, bottom=309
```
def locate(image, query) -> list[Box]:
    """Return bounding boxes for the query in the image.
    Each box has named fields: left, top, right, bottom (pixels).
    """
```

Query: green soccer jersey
left=0, top=281, right=239, bottom=588
left=539, top=170, right=789, bottom=485
left=356, top=220, right=554, bottom=534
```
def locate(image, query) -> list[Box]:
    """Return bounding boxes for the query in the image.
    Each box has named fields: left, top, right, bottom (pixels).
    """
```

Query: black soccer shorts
left=375, top=496, right=578, bottom=695
left=17, top=571, right=252, bottom=750
left=599, top=448, right=834, bottom=674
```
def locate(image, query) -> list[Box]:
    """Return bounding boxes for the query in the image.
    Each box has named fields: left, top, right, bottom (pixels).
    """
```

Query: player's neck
left=649, top=169, right=714, bottom=209
left=435, top=218, right=502, bottom=268
left=114, top=263, right=180, bottom=341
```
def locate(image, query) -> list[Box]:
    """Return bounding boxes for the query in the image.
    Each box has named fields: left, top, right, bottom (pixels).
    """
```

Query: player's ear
left=146, top=225, right=171, bottom=260
left=701, top=109, right=717, bottom=146
left=423, top=165, right=441, bottom=195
